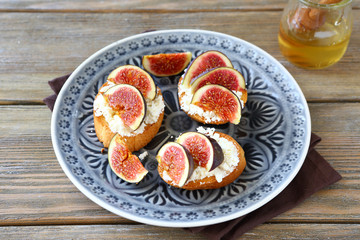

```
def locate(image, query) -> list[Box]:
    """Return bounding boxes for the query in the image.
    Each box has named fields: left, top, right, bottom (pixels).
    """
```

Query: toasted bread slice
left=94, top=86, right=164, bottom=152
left=158, top=131, right=246, bottom=190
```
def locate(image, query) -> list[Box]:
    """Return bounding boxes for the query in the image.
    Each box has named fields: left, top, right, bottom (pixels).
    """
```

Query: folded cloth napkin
left=43, top=74, right=70, bottom=111
left=44, top=74, right=342, bottom=240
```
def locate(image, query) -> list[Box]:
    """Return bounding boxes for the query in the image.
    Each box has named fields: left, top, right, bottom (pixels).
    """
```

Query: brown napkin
left=43, top=74, right=71, bottom=111
left=44, top=74, right=342, bottom=240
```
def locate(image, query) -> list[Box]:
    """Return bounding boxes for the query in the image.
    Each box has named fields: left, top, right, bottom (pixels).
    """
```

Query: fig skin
left=107, top=65, right=157, bottom=100
left=176, top=132, right=224, bottom=172
left=191, top=84, right=242, bottom=125
left=108, top=134, right=148, bottom=183
left=104, top=84, right=147, bottom=131
left=156, top=142, right=194, bottom=187
left=182, top=50, right=233, bottom=88
left=207, top=136, right=224, bottom=171
left=142, top=52, right=192, bottom=77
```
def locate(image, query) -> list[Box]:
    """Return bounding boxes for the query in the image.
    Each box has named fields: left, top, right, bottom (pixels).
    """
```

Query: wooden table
left=1, top=1, right=359, bottom=239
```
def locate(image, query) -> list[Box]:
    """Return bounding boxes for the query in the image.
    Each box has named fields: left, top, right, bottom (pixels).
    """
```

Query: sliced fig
left=182, top=50, right=233, bottom=88
left=191, top=84, right=242, bottom=124
left=156, top=142, right=194, bottom=187
left=104, top=84, right=146, bottom=131
left=107, top=65, right=156, bottom=100
left=142, top=52, right=192, bottom=77
left=190, top=67, right=246, bottom=94
left=176, top=132, right=224, bottom=171
left=108, top=134, right=148, bottom=183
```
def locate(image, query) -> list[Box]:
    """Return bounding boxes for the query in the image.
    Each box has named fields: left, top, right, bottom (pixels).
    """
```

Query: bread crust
left=158, top=132, right=246, bottom=190
left=177, top=77, right=247, bottom=125
left=93, top=86, right=164, bottom=152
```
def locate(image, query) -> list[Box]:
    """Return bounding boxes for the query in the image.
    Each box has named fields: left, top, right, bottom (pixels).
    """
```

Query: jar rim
left=299, top=0, right=352, bottom=9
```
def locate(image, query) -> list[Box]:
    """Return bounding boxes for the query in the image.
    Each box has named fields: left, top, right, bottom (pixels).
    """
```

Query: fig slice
left=156, top=142, right=194, bottom=187
left=142, top=52, right=192, bottom=77
left=190, top=67, right=246, bottom=94
left=191, top=84, right=242, bottom=124
left=108, top=134, right=148, bottom=183
left=104, top=84, right=146, bottom=131
left=182, top=50, right=233, bottom=88
left=107, top=65, right=156, bottom=100
left=176, top=132, right=224, bottom=172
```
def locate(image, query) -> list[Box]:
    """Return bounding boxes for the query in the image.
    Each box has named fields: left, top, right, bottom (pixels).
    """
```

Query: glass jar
left=278, top=0, right=353, bottom=69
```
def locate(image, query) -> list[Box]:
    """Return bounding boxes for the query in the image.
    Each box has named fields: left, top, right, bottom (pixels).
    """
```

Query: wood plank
left=0, top=0, right=289, bottom=12
left=0, top=106, right=128, bottom=225
left=1, top=224, right=360, bottom=239
left=0, top=103, right=359, bottom=225
left=1, top=0, right=359, bottom=12
left=0, top=11, right=359, bottom=103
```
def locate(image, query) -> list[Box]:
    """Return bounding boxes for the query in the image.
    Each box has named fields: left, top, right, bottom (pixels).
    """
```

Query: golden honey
left=278, top=0, right=353, bottom=69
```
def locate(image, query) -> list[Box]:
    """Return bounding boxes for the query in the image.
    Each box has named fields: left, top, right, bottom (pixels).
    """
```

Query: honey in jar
left=278, top=0, right=353, bottom=69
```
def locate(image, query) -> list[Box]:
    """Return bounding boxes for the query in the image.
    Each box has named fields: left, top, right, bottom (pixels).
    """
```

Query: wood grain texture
left=1, top=1, right=360, bottom=237
left=0, top=104, right=359, bottom=225
left=1, top=224, right=360, bottom=239
left=0, top=0, right=289, bottom=12
left=0, top=0, right=359, bottom=12
left=0, top=106, right=128, bottom=225
left=0, top=10, right=359, bottom=103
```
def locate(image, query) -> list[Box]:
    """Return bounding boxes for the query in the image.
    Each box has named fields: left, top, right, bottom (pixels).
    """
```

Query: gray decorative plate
left=51, top=29, right=311, bottom=227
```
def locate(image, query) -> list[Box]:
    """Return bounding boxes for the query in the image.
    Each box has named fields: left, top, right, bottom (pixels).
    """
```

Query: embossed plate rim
left=51, top=29, right=311, bottom=227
